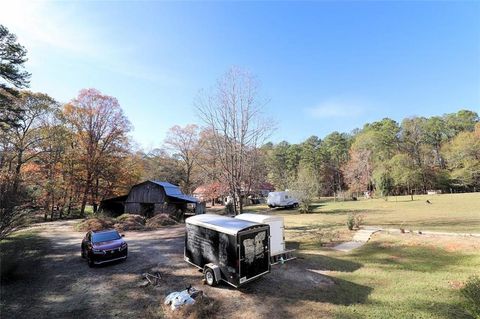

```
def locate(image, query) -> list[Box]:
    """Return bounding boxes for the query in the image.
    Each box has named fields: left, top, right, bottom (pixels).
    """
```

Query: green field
left=247, top=193, right=480, bottom=233
left=320, top=234, right=480, bottom=318
left=244, top=193, right=480, bottom=318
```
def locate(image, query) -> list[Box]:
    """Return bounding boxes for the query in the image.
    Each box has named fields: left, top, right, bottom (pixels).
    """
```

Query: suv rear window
left=92, top=231, right=121, bottom=243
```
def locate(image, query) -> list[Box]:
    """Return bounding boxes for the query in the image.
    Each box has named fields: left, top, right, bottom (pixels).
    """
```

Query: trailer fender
left=204, top=263, right=221, bottom=284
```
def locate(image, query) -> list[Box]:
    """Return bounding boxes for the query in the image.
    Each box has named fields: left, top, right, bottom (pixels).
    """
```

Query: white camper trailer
left=235, top=213, right=295, bottom=264
left=266, top=191, right=299, bottom=208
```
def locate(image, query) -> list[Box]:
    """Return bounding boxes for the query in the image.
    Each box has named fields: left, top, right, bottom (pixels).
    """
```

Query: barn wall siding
left=125, top=203, right=141, bottom=214
left=126, top=182, right=166, bottom=204
left=103, top=181, right=198, bottom=218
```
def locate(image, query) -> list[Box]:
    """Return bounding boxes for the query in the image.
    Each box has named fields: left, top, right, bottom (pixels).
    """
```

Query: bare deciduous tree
left=195, top=67, right=274, bottom=214
left=164, top=124, right=201, bottom=194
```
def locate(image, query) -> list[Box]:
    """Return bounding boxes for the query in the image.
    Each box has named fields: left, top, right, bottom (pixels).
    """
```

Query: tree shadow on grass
left=308, top=203, right=326, bottom=210
left=240, top=252, right=370, bottom=303
left=348, top=241, right=476, bottom=273
left=286, top=241, right=301, bottom=250
left=298, top=252, right=363, bottom=272
left=0, top=231, right=51, bottom=284
left=285, top=224, right=328, bottom=231
left=317, top=208, right=385, bottom=215
left=169, top=251, right=367, bottom=319
left=377, top=219, right=480, bottom=232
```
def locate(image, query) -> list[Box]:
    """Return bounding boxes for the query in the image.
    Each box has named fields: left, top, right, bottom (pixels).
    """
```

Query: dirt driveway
left=1, top=220, right=371, bottom=319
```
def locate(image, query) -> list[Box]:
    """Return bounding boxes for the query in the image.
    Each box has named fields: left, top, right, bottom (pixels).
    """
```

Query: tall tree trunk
left=80, top=187, right=88, bottom=216
left=80, top=174, right=92, bottom=216
left=44, top=200, right=49, bottom=222
left=238, top=187, right=243, bottom=215
left=13, top=148, right=23, bottom=193
left=50, top=195, right=55, bottom=221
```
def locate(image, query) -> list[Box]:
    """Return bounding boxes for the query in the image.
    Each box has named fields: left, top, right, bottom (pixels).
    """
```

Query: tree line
left=152, top=109, right=479, bottom=214
left=1, top=24, right=479, bottom=238
left=264, top=111, right=479, bottom=202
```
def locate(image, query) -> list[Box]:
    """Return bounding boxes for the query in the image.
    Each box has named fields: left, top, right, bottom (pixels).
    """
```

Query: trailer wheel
left=204, top=268, right=217, bottom=286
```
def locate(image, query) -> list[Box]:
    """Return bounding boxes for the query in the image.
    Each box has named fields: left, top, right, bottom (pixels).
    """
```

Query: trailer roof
left=235, top=213, right=284, bottom=224
left=186, top=214, right=266, bottom=235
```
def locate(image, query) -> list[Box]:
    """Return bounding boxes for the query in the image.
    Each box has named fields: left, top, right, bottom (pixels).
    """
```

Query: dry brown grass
left=146, top=214, right=178, bottom=228
left=75, top=217, right=115, bottom=231
left=75, top=213, right=180, bottom=233
left=163, top=295, right=220, bottom=319
left=115, top=214, right=146, bottom=231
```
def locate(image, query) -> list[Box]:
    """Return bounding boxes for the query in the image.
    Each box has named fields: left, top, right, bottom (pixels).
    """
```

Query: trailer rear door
left=238, top=226, right=270, bottom=284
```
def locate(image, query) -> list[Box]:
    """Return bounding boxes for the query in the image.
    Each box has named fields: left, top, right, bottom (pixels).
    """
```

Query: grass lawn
left=246, top=193, right=480, bottom=233
left=318, top=233, right=480, bottom=318
left=243, top=192, right=480, bottom=318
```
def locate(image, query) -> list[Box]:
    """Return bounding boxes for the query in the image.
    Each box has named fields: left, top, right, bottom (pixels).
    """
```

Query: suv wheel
left=87, top=256, right=95, bottom=268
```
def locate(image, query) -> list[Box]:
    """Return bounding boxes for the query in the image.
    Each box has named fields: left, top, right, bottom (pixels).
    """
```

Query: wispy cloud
left=0, top=1, right=108, bottom=57
left=0, top=1, right=174, bottom=85
left=306, top=97, right=370, bottom=119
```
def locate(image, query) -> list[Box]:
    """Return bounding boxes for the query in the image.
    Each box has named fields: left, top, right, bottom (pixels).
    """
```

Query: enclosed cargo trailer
left=235, top=213, right=296, bottom=265
left=184, top=214, right=270, bottom=287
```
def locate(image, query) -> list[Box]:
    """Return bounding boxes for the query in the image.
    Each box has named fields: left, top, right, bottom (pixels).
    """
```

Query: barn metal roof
left=167, top=194, right=199, bottom=203
left=186, top=214, right=268, bottom=235
left=150, top=180, right=198, bottom=203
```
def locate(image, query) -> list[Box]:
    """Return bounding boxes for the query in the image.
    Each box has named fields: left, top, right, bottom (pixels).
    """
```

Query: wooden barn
left=100, top=180, right=199, bottom=220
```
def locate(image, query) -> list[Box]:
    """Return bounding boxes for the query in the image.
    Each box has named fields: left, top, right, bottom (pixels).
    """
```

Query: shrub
left=346, top=214, right=355, bottom=230
left=346, top=212, right=365, bottom=230
left=354, top=213, right=365, bottom=229
left=461, top=275, right=480, bottom=318
left=298, top=201, right=311, bottom=214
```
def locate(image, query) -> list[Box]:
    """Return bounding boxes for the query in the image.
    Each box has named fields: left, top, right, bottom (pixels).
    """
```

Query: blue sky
left=1, top=1, right=479, bottom=150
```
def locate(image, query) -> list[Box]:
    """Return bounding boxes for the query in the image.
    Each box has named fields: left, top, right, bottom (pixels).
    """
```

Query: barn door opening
left=140, top=203, right=154, bottom=218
